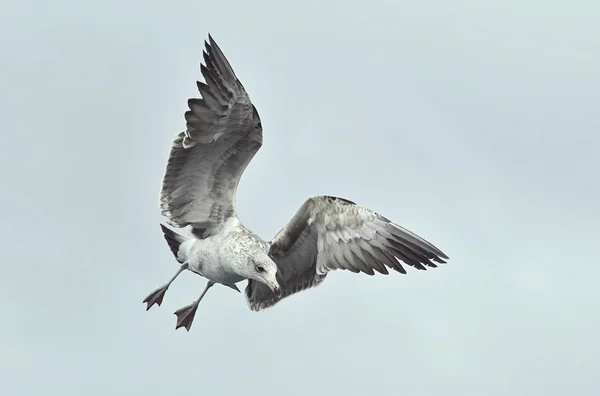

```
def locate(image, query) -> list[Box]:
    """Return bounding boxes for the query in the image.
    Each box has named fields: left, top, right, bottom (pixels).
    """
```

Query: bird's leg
left=143, top=263, right=188, bottom=311
left=174, top=280, right=214, bottom=331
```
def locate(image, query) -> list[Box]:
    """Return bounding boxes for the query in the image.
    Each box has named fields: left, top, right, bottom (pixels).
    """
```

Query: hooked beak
left=266, top=280, right=282, bottom=298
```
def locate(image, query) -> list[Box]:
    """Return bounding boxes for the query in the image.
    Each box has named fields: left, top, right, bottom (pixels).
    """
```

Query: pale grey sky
left=1, top=0, right=599, bottom=395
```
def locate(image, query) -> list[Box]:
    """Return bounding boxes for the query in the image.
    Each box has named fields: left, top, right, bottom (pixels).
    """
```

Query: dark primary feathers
left=159, top=35, right=263, bottom=236
left=159, top=224, right=187, bottom=263
left=245, top=196, right=449, bottom=311
left=154, top=35, right=450, bottom=315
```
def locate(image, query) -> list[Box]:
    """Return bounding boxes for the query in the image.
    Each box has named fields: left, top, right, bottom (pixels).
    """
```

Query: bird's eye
left=255, top=265, right=265, bottom=273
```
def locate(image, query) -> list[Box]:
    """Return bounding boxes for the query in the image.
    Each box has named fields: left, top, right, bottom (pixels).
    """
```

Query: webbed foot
left=143, top=285, right=169, bottom=310
left=174, top=302, right=199, bottom=331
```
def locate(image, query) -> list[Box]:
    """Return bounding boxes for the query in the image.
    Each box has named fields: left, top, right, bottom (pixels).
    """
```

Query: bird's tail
left=159, top=224, right=189, bottom=263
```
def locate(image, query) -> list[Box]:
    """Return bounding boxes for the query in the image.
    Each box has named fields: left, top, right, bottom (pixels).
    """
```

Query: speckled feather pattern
left=245, top=196, right=449, bottom=311
left=153, top=35, right=450, bottom=318
left=176, top=218, right=269, bottom=285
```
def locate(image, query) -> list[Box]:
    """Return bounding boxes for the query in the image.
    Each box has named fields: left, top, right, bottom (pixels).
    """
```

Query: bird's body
left=143, top=35, right=450, bottom=331
left=176, top=219, right=264, bottom=285
left=180, top=231, right=246, bottom=286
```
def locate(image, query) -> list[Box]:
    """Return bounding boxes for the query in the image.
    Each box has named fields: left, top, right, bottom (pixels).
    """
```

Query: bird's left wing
left=159, top=35, right=263, bottom=235
left=245, top=195, right=449, bottom=311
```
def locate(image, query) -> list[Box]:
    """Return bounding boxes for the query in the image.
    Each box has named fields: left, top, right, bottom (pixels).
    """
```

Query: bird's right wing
left=245, top=196, right=449, bottom=311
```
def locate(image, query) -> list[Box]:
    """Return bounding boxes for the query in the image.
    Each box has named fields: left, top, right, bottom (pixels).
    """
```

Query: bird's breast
left=186, top=238, right=244, bottom=284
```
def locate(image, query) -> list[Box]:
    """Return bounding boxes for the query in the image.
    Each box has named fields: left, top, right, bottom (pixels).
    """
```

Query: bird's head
left=247, top=253, right=281, bottom=297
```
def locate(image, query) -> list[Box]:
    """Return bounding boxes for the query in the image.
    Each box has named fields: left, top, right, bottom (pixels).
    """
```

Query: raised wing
left=245, top=196, right=449, bottom=311
left=159, top=35, right=263, bottom=235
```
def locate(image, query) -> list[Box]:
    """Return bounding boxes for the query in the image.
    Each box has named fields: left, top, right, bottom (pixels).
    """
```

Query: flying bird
left=143, top=35, right=449, bottom=331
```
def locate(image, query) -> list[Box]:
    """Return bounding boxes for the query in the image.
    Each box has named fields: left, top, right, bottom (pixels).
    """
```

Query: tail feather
left=160, top=224, right=188, bottom=263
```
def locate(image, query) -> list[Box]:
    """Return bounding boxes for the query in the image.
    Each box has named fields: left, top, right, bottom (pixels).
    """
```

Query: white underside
left=177, top=222, right=247, bottom=285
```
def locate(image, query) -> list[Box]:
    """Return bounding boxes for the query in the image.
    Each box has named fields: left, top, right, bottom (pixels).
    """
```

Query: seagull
left=143, top=34, right=449, bottom=331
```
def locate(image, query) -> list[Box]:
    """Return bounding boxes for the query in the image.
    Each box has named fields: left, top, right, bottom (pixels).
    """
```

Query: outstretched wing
left=159, top=35, right=263, bottom=236
left=245, top=196, right=449, bottom=311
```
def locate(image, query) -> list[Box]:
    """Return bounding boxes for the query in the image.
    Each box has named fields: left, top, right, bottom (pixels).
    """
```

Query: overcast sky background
left=1, top=0, right=599, bottom=395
